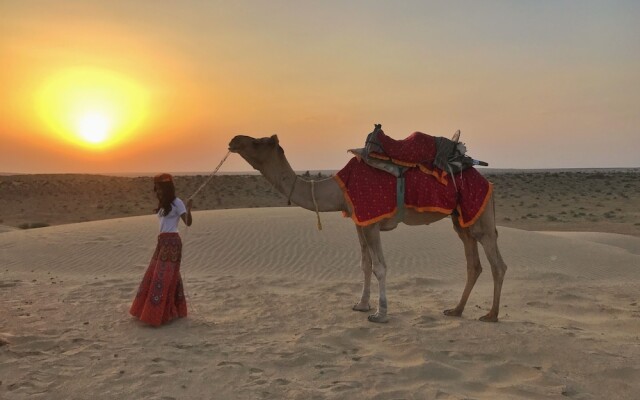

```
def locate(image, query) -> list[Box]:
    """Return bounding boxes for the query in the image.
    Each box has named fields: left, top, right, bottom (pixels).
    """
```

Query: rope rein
left=287, top=176, right=298, bottom=205
left=286, top=174, right=324, bottom=231
left=188, top=150, right=232, bottom=201
left=181, top=150, right=231, bottom=316
left=311, top=179, right=323, bottom=230
left=177, top=151, right=326, bottom=319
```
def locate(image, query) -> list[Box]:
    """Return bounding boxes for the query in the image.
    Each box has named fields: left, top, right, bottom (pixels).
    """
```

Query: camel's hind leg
left=444, top=218, right=482, bottom=318
left=362, top=223, right=389, bottom=323
left=470, top=194, right=508, bottom=322
left=353, top=225, right=372, bottom=312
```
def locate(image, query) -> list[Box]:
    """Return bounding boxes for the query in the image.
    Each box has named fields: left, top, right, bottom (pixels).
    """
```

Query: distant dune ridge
left=0, top=169, right=638, bottom=236
left=1, top=170, right=640, bottom=399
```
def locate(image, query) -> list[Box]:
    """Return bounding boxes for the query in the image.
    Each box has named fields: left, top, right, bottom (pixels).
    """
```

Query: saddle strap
left=396, top=175, right=405, bottom=222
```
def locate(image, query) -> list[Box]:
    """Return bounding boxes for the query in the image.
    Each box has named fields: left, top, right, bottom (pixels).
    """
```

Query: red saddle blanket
left=367, top=130, right=448, bottom=184
left=334, top=157, right=493, bottom=227
left=370, top=130, right=436, bottom=164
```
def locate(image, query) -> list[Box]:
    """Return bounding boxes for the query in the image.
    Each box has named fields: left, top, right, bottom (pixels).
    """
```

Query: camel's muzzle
left=228, top=137, right=243, bottom=153
left=228, top=135, right=253, bottom=153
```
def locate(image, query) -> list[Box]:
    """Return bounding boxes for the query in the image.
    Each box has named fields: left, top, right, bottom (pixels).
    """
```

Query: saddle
left=351, top=124, right=488, bottom=179
left=347, top=124, right=489, bottom=221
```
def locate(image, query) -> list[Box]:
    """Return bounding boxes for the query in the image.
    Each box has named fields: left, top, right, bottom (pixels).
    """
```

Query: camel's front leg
left=444, top=221, right=482, bottom=318
left=478, top=234, right=507, bottom=322
left=353, top=226, right=372, bottom=312
left=363, top=225, right=389, bottom=323
left=472, top=194, right=508, bottom=322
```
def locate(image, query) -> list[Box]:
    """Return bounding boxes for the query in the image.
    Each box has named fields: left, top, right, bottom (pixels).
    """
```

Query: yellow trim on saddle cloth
left=333, top=175, right=398, bottom=227
left=457, top=183, right=494, bottom=228
left=369, top=152, right=414, bottom=167
left=369, top=153, right=416, bottom=168
left=417, top=165, right=449, bottom=186
left=369, top=152, right=449, bottom=186
left=333, top=175, right=493, bottom=228
left=405, top=204, right=454, bottom=215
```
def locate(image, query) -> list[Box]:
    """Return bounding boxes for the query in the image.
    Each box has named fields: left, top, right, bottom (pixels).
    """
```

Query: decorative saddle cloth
left=335, top=126, right=493, bottom=227
left=353, top=126, right=449, bottom=185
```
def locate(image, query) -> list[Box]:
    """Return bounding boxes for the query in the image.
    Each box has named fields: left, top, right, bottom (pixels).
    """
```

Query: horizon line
left=2, top=166, right=639, bottom=177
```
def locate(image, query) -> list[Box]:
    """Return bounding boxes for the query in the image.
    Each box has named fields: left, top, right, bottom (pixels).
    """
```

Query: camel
left=228, top=134, right=507, bottom=323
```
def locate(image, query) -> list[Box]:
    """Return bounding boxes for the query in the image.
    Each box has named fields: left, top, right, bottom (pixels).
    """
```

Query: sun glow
left=76, top=111, right=111, bottom=144
left=36, top=67, right=149, bottom=150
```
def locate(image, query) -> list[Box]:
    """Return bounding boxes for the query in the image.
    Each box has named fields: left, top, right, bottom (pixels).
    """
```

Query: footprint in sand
left=322, top=380, right=363, bottom=392
left=243, top=368, right=266, bottom=385
left=217, top=361, right=243, bottom=368
left=414, top=315, right=438, bottom=326
left=480, top=362, right=543, bottom=387
left=0, top=280, right=20, bottom=288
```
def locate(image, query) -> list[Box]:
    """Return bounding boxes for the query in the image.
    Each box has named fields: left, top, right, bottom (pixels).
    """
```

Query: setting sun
left=76, top=111, right=112, bottom=144
left=36, top=67, right=149, bottom=150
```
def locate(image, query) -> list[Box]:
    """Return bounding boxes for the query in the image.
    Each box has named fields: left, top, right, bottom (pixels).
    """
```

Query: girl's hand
left=182, top=199, right=194, bottom=226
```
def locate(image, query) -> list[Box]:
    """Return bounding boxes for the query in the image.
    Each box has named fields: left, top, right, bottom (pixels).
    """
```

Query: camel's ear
left=268, top=135, right=279, bottom=146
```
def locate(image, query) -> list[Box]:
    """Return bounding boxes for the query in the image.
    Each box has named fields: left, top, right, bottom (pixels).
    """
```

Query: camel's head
left=228, top=135, right=284, bottom=171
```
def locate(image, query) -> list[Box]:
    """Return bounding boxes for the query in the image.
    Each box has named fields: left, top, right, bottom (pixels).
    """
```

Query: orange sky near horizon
left=1, top=1, right=639, bottom=174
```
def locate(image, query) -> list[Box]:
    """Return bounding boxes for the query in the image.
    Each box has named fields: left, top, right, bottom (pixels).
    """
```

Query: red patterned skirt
left=130, top=233, right=188, bottom=326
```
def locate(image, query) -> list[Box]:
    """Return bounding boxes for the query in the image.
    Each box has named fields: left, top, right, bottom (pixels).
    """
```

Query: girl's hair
left=153, top=174, right=176, bottom=216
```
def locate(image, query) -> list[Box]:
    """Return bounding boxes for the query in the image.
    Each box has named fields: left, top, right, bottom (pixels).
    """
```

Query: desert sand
left=1, top=170, right=640, bottom=399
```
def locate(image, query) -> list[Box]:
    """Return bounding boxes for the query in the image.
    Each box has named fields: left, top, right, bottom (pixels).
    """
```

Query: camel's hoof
left=352, top=303, right=371, bottom=312
left=443, top=308, right=462, bottom=317
left=479, top=314, right=498, bottom=323
left=367, top=313, right=389, bottom=323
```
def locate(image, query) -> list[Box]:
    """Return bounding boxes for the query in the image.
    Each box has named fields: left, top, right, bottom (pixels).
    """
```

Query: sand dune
left=1, top=169, right=638, bottom=237
left=1, top=208, right=639, bottom=399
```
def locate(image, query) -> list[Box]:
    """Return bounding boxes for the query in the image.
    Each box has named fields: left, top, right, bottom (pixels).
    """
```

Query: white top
left=157, top=197, right=187, bottom=233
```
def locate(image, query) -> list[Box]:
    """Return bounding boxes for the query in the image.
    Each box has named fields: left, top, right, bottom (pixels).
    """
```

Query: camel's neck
left=258, top=156, right=346, bottom=212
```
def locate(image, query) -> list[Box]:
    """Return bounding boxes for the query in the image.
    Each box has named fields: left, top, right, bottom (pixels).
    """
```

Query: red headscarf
left=154, top=173, right=173, bottom=183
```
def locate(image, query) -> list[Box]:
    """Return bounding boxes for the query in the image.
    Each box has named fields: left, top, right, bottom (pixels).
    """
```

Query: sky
left=1, top=0, right=639, bottom=174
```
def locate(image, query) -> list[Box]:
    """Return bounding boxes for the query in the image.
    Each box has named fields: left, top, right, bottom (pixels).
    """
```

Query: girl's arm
left=181, top=199, right=193, bottom=226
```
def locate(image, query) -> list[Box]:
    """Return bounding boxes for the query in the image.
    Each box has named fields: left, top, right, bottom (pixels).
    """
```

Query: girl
left=130, top=173, right=192, bottom=326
